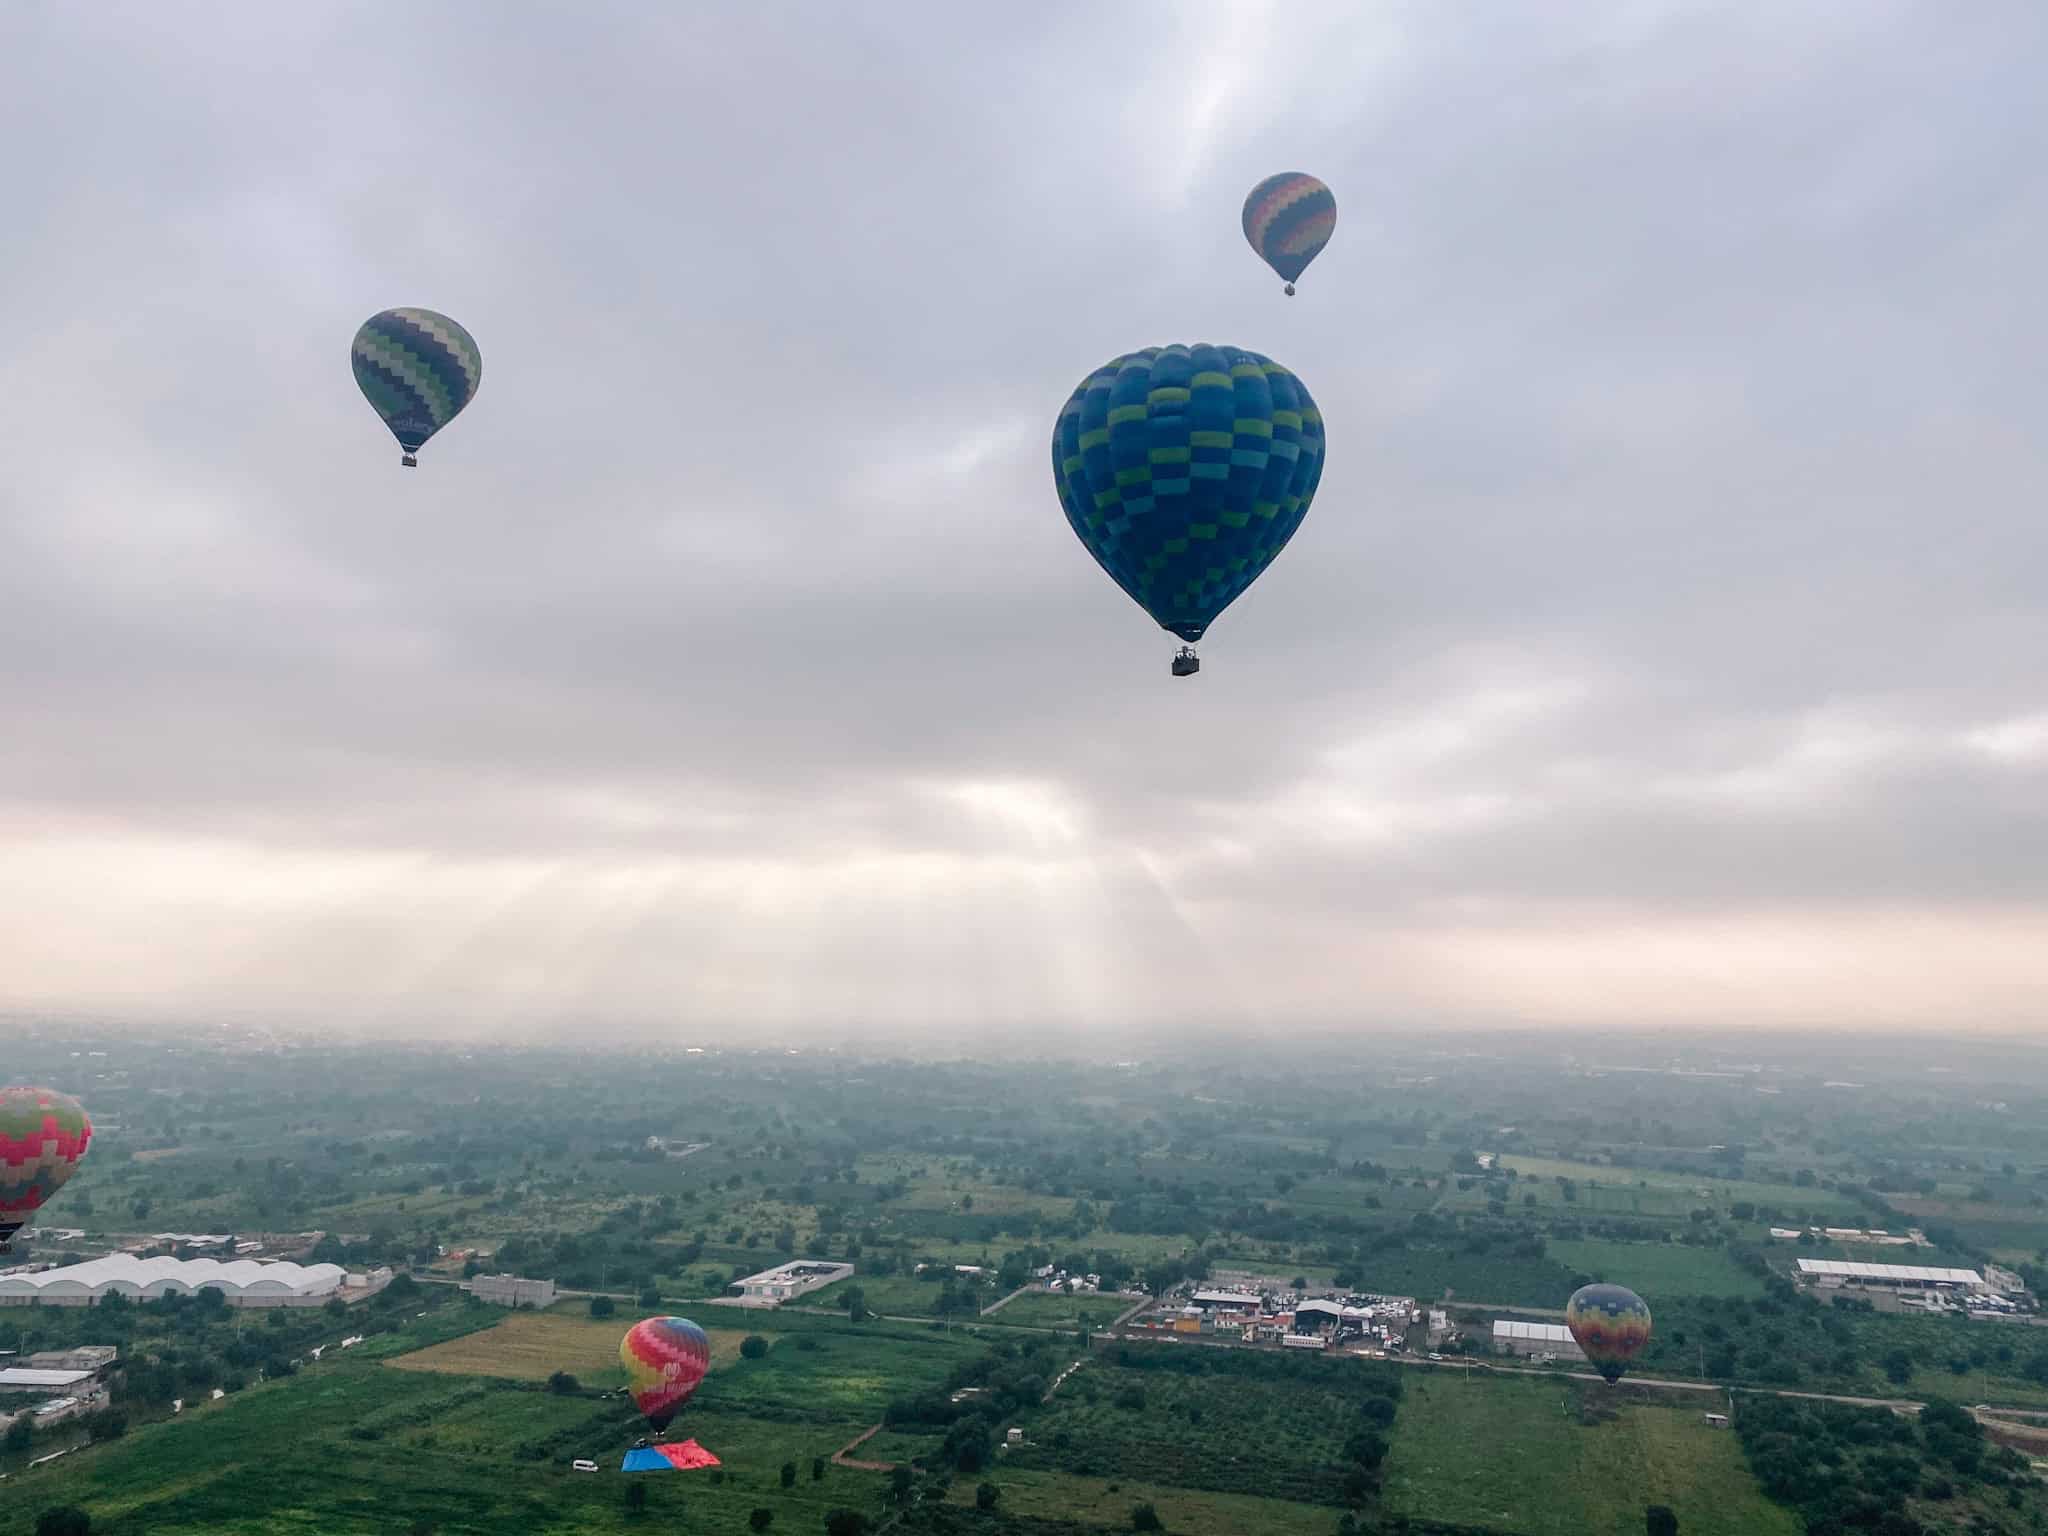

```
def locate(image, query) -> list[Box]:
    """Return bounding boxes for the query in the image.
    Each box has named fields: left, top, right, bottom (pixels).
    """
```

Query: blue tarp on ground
left=621, top=1447, right=670, bottom=1471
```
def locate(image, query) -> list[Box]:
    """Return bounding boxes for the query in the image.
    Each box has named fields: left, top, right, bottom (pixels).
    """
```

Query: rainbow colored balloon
left=0, top=1086, right=93, bottom=1247
left=1241, top=172, right=1336, bottom=295
left=1566, top=1283, right=1653, bottom=1384
left=621, top=1317, right=712, bottom=1431
left=351, top=307, right=482, bottom=467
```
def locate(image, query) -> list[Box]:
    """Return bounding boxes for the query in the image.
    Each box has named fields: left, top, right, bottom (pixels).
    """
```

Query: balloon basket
left=1171, top=647, right=1200, bottom=678
left=400, top=453, right=417, bottom=468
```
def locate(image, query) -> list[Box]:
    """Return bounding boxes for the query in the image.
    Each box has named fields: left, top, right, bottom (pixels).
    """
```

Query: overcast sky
left=3, top=1, right=2044, bottom=1044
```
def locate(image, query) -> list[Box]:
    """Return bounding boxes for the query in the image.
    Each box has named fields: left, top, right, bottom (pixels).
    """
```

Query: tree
left=1646, top=1506, right=1679, bottom=1536
left=890, top=1465, right=914, bottom=1501
left=35, top=1511, right=92, bottom=1536
left=639, top=1286, right=661, bottom=1308
left=976, top=1483, right=1001, bottom=1510
left=546, top=1371, right=579, bottom=1395
left=740, top=1334, right=770, bottom=1360
left=812, top=1456, right=826, bottom=1481
left=782, top=1461, right=798, bottom=1488
left=749, top=1510, right=774, bottom=1532
left=589, top=1295, right=616, bottom=1319
left=6, top=1415, right=32, bottom=1453
left=1883, top=1349, right=1914, bottom=1386
left=841, top=1285, right=868, bottom=1322
left=1131, top=1504, right=1163, bottom=1532
left=824, top=1511, right=866, bottom=1536
left=624, top=1482, right=647, bottom=1513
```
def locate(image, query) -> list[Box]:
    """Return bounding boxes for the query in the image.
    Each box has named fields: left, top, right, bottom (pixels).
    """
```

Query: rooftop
left=1795, top=1259, right=1984, bottom=1285
left=0, top=1368, right=92, bottom=1389
left=0, top=1254, right=346, bottom=1296
left=1493, top=1320, right=1576, bottom=1343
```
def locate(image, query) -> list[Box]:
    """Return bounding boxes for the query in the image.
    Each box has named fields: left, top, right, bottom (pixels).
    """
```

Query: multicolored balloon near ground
left=1566, top=1283, right=1654, bottom=1384
left=351, top=308, right=482, bottom=467
left=1241, top=172, right=1336, bottom=295
left=0, top=1086, right=93, bottom=1247
left=1052, top=344, right=1325, bottom=661
left=621, top=1317, right=712, bottom=1431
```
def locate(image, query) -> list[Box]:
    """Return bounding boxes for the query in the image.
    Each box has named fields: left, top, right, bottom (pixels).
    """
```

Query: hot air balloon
left=621, top=1317, right=712, bottom=1432
left=0, top=1086, right=93, bottom=1249
left=1052, top=344, right=1325, bottom=675
left=1566, top=1283, right=1653, bottom=1384
left=351, top=308, right=482, bottom=467
left=1242, top=172, right=1336, bottom=295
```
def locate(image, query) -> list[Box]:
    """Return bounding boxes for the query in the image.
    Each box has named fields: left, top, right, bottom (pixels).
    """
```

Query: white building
left=0, top=1255, right=348, bottom=1309
left=1492, top=1320, right=1587, bottom=1362
left=731, top=1260, right=854, bottom=1305
left=0, top=1368, right=94, bottom=1394
left=1795, top=1259, right=1984, bottom=1293
left=466, top=1273, right=557, bottom=1308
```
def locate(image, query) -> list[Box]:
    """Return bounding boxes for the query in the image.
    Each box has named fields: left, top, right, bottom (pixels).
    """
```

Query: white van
left=571, top=1460, right=599, bottom=1473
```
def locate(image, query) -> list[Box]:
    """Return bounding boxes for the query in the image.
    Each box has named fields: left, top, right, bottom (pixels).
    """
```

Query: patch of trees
left=1735, top=1394, right=2035, bottom=1535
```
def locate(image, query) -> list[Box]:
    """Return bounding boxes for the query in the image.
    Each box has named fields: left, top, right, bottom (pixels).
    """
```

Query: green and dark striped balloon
left=351, top=308, right=482, bottom=466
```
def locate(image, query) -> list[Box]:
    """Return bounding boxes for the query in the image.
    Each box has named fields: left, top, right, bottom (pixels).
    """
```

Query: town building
left=1794, top=1259, right=1985, bottom=1293
left=1189, top=1289, right=1264, bottom=1314
left=1491, top=1320, right=1587, bottom=1362
left=466, top=1273, right=557, bottom=1308
left=0, top=1255, right=353, bottom=1309
left=731, top=1260, right=855, bottom=1305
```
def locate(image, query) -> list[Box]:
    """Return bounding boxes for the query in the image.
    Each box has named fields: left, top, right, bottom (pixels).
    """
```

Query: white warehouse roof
left=0, top=1254, right=346, bottom=1302
left=0, top=1368, right=92, bottom=1389
left=1494, top=1320, right=1576, bottom=1344
left=1796, top=1259, right=1983, bottom=1285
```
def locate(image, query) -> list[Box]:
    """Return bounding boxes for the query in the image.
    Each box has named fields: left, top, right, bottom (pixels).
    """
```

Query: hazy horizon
left=5, top=2, right=2045, bottom=1039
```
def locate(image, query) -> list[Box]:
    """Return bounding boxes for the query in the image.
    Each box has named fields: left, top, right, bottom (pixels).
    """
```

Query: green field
left=1499, top=1157, right=1866, bottom=1222
left=1350, top=1244, right=1581, bottom=1307
left=1382, top=1375, right=1802, bottom=1536
left=985, top=1290, right=1135, bottom=1331
left=953, top=1468, right=1340, bottom=1536
left=1546, top=1239, right=1766, bottom=1300
left=1008, top=1358, right=1378, bottom=1506
left=0, top=1362, right=888, bottom=1536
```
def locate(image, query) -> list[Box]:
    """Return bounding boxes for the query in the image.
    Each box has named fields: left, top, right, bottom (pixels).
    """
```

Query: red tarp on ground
left=657, top=1439, right=719, bottom=1469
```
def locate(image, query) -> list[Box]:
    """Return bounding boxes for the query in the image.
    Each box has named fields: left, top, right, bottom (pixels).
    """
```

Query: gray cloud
left=3, top=1, right=2046, bottom=1035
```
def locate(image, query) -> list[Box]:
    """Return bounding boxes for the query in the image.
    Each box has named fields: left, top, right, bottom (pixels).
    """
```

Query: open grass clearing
left=388, top=1308, right=760, bottom=1385
left=1546, top=1239, right=1765, bottom=1299
left=956, top=1467, right=1342, bottom=1536
left=1383, top=1374, right=1800, bottom=1536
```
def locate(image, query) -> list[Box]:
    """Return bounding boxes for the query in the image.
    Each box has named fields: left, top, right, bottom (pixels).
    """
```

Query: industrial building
left=0, top=1368, right=96, bottom=1394
left=466, top=1273, right=557, bottom=1308
left=1795, top=1259, right=1985, bottom=1293
left=731, top=1260, right=854, bottom=1304
left=1492, top=1320, right=1587, bottom=1362
left=0, top=1255, right=359, bottom=1308
left=1189, top=1288, right=1264, bottom=1314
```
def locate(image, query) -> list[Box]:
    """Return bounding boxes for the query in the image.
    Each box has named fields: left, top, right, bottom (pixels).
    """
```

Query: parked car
left=572, top=1460, right=599, bottom=1473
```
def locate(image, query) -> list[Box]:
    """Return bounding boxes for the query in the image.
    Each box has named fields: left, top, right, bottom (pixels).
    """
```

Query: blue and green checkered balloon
left=1053, top=345, right=1325, bottom=648
left=351, top=308, right=482, bottom=466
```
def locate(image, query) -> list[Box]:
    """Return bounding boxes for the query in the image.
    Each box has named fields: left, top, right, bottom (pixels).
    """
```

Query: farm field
left=986, top=1289, right=1136, bottom=1331
left=1498, top=1157, right=1866, bottom=1221
left=1547, top=1239, right=1766, bottom=1299
left=0, top=1361, right=887, bottom=1536
left=954, top=1468, right=1340, bottom=1536
left=1006, top=1357, right=1382, bottom=1506
left=388, top=1307, right=760, bottom=1385
left=1382, top=1375, right=1802, bottom=1536
left=1351, top=1245, right=1580, bottom=1307
left=808, top=1272, right=959, bottom=1317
